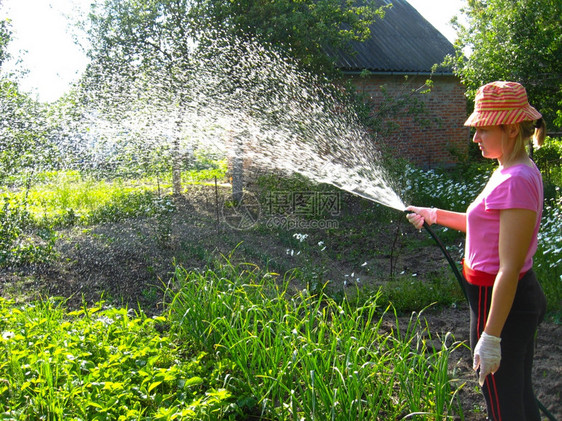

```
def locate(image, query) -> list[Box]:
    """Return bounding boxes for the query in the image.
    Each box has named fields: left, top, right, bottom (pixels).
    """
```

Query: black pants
left=463, top=270, right=546, bottom=421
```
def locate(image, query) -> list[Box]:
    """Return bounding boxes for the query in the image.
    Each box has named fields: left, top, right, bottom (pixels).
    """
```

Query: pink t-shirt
left=465, top=162, right=543, bottom=275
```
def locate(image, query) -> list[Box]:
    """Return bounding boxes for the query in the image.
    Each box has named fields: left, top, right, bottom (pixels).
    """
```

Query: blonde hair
left=502, top=118, right=546, bottom=163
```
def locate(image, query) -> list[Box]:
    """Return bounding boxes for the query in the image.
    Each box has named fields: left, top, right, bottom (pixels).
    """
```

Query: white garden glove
left=405, top=206, right=437, bottom=229
left=473, top=332, right=502, bottom=386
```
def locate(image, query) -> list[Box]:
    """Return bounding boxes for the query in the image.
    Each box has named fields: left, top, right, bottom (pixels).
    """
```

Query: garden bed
left=0, top=184, right=560, bottom=420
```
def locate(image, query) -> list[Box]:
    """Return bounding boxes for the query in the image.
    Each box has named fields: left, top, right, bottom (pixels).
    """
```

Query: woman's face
left=472, top=126, right=506, bottom=162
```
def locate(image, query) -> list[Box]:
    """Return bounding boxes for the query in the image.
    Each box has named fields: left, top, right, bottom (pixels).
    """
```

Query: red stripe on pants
left=479, top=286, right=502, bottom=420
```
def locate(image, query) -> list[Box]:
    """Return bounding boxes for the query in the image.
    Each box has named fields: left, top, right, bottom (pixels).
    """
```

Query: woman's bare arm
left=484, top=208, right=536, bottom=337
left=435, top=209, right=467, bottom=232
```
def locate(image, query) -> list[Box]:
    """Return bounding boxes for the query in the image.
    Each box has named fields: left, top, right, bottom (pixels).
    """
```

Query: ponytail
left=504, top=119, right=547, bottom=163
left=533, top=118, right=546, bottom=148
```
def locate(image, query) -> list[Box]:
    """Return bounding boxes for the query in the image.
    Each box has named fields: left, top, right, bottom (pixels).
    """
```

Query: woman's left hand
left=473, top=332, right=502, bottom=386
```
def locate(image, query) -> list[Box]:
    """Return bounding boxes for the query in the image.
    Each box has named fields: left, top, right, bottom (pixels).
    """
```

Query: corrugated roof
left=328, top=0, right=455, bottom=73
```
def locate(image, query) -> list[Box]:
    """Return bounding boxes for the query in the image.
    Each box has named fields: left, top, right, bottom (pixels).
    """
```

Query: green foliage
left=167, top=260, right=465, bottom=420
left=535, top=200, right=562, bottom=316
left=4, top=171, right=185, bottom=229
left=401, top=164, right=493, bottom=213
left=0, top=198, right=56, bottom=267
left=83, top=0, right=390, bottom=95
left=534, top=137, right=562, bottom=201
left=0, top=16, right=12, bottom=67
left=85, top=0, right=194, bottom=75
left=184, top=159, right=228, bottom=183
left=378, top=274, right=466, bottom=313
left=0, top=80, right=55, bottom=183
left=450, top=0, right=562, bottom=128
left=192, top=0, right=389, bottom=74
left=88, top=191, right=176, bottom=225
left=350, top=74, right=439, bottom=138
left=0, top=298, right=232, bottom=419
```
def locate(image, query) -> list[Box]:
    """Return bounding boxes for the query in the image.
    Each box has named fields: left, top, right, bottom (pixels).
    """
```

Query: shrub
left=535, top=199, right=562, bottom=316
left=0, top=198, right=56, bottom=267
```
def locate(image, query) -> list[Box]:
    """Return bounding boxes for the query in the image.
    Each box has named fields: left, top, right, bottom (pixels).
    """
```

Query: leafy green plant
left=0, top=298, right=232, bottom=419
left=535, top=199, right=562, bottom=317
left=535, top=137, right=562, bottom=203
left=0, top=197, right=56, bottom=267
left=401, top=164, right=492, bottom=213
left=377, top=274, right=466, bottom=313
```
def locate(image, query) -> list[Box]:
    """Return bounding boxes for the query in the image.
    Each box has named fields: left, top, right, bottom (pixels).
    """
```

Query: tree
left=82, top=0, right=200, bottom=194
left=0, top=79, right=59, bottom=183
left=450, top=0, right=562, bottom=128
left=190, top=0, right=387, bottom=74
left=0, top=13, right=55, bottom=183
left=0, top=16, right=11, bottom=68
left=80, top=0, right=387, bottom=197
left=83, top=0, right=387, bottom=104
left=0, top=0, right=13, bottom=68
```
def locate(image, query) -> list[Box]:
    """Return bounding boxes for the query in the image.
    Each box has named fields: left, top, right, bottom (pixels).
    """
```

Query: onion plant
left=167, top=259, right=465, bottom=420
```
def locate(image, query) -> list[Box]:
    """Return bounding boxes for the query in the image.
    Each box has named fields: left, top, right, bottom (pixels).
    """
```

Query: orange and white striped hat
left=464, top=81, right=542, bottom=127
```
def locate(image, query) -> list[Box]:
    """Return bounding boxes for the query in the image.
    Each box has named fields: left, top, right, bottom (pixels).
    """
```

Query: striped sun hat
left=464, top=81, right=542, bottom=127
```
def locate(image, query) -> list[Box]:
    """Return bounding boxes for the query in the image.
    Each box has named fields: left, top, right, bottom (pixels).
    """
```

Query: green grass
left=1, top=165, right=227, bottom=228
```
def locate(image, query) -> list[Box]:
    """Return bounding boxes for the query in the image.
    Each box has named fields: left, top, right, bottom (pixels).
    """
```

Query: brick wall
left=347, top=74, right=470, bottom=168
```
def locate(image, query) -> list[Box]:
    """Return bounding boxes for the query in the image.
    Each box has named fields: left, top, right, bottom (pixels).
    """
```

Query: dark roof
left=329, top=0, right=455, bottom=74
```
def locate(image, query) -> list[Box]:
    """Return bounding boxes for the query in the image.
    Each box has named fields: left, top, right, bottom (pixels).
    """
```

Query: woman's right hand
left=405, top=206, right=437, bottom=229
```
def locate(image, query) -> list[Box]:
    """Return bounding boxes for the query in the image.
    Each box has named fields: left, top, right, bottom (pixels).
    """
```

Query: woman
left=406, top=81, right=547, bottom=420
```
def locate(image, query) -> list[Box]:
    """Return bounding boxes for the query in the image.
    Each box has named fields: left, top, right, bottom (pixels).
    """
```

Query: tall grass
left=167, top=259, right=465, bottom=420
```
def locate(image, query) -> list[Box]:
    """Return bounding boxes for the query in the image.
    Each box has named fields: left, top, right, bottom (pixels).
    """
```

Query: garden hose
left=419, top=220, right=468, bottom=302
left=403, top=210, right=467, bottom=299
left=404, top=211, right=556, bottom=421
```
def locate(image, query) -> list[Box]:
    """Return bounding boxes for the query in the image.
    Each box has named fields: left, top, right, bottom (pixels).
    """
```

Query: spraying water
left=45, top=34, right=407, bottom=212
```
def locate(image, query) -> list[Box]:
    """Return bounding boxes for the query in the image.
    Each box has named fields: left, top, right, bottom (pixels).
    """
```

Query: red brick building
left=330, top=0, right=470, bottom=168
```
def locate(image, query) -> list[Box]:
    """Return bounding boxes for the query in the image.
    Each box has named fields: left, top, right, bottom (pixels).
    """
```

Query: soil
left=1, top=184, right=560, bottom=420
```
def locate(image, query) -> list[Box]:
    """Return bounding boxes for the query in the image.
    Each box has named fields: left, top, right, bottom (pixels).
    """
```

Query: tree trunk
left=231, top=133, right=244, bottom=203
left=172, top=135, right=182, bottom=196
